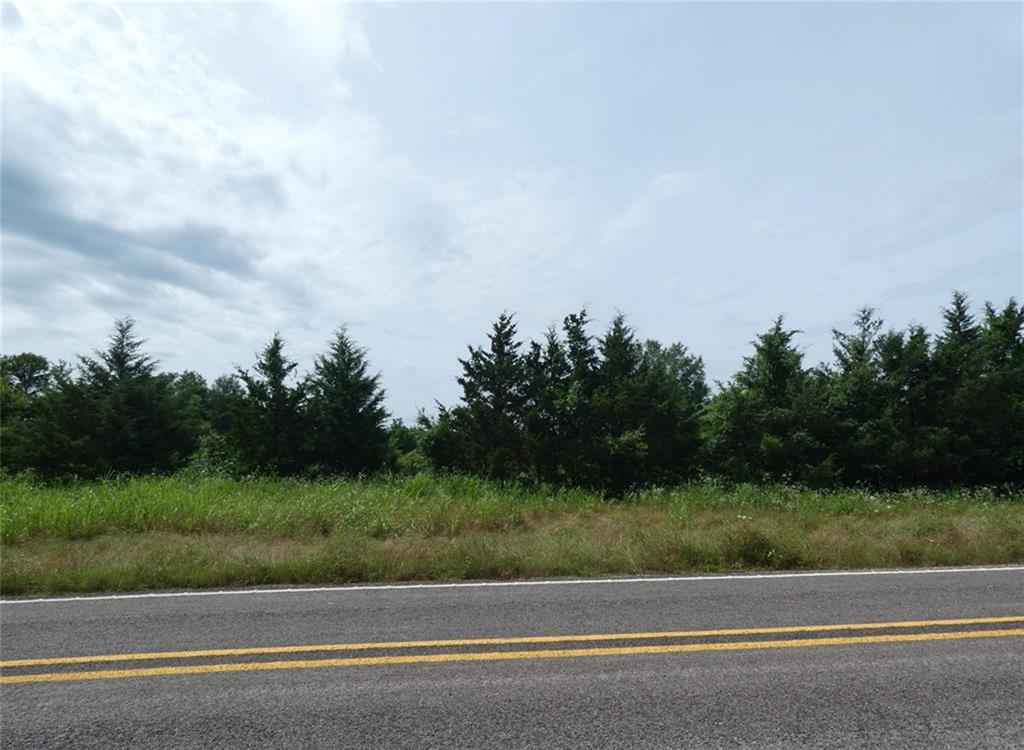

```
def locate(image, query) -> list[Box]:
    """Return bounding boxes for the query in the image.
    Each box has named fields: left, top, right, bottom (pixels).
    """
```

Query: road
left=1, top=566, right=1022, bottom=748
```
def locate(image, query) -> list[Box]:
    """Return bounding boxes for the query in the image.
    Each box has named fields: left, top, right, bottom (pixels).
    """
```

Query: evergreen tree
left=935, top=291, right=980, bottom=379
left=448, top=312, right=528, bottom=478
left=563, top=309, right=599, bottom=389
left=598, top=314, right=641, bottom=384
left=956, top=298, right=1024, bottom=483
left=633, top=340, right=708, bottom=485
left=522, top=328, right=570, bottom=483
left=591, top=314, right=647, bottom=493
left=230, top=334, right=307, bottom=475
left=305, top=327, right=389, bottom=476
left=433, top=310, right=710, bottom=493
left=6, top=294, right=1021, bottom=489
left=17, top=319, right=199, bottom=476
left=702, top=317, right=831, bottom=484
left=875, top=324, right=942, bottom=485
left=558, top=309, right=600, bottom=484
left=418, top=407, right=465, bottom=474
left=76, top=318, right=198, bottom=474
left=825, top=307, right=896, bottom=485
left=930, top=292, right=983, bottom=483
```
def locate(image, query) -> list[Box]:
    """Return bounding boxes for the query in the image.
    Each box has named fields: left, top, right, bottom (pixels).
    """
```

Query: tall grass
left=1, top=474, right=606, bottom=544
left=2, top=474, right=1021, bottom=595
left=3, top=473, right=1016, bottom=544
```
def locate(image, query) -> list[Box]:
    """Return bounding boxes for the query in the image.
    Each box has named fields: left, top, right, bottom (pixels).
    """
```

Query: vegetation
left=3, top=474, right=1021, bottom=595
left=1, top=291, right=1021, bottom=594
left=2, top=292, right=1021, bottom=492
left=1, top=321, right=389, bottom=482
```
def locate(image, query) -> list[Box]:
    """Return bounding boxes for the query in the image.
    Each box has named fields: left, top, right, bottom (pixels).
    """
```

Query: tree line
left=0, top=324, right=388, bottom=479
left=2, top=292, right=1022, bottom=491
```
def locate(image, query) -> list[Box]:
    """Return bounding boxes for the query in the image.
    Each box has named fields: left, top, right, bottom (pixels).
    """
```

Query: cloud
left=846, top=156, right=1022, bottom=260
left=2, top=2, right=23, bottom=30
left=0, top=2, right=594, bottom=417
left=603, top=171, right=700, bottom=241
left=1, top=159, right=255, bottom=292
left=220, top=172, right=286, bottom=211
left=1, top=2, right=1017, bottom=419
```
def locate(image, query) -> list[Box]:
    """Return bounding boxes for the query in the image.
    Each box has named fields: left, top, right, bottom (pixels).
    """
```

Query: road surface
left=2, top=566, right=1022, bottom=748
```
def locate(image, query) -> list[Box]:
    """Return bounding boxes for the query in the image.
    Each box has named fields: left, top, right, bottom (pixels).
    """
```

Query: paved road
left=2, top=566, right=1022, bottom=748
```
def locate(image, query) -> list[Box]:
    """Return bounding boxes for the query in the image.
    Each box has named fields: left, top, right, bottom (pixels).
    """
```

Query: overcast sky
left=2, top=2, right=1021, bottom=420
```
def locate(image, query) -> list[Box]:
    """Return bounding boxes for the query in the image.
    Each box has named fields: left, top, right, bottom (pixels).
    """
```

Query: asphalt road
left=2, top=566, right=1022, bottom=749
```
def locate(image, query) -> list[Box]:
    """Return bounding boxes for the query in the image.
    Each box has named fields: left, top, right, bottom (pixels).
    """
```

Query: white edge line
left=2, top=566, right=1022, bottom=605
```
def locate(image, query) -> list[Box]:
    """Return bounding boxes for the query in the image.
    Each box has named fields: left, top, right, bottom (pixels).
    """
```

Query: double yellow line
left=3, top=615, right=1022, bottom=685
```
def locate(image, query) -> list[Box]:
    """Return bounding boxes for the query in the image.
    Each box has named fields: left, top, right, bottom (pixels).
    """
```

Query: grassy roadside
left=2, top=475, right=1022, bottom=595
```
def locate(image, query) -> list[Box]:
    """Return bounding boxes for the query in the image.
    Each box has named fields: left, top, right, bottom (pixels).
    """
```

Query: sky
left=1, top=1, right=1021, bottom=420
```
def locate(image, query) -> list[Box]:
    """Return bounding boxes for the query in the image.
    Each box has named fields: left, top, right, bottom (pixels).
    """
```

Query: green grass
left=2, top=474, right=1022, bottom=595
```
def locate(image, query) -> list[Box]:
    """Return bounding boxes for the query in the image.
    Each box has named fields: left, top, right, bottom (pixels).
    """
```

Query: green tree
left=170, top=370, right=209, bottom=443
left=1, top=353, right=51, bottom=398
left=418, top=408, right=465, bottom=474
left=206, top=375, right=245, bottom=434
left=874, top=324, right=942, bottom=485
left=522, top=328, right=570, bottom=483
left=824, top=307, right=897, bottom=485
left=955, top=298, right=1024, bottom=483
left=1, top=353, right=56, bottom=473
left=432, top=309, right=710, bottom=493
left=17, top=319, right=199, bottom=476
left=185, top=374, right=249, bottom=475
left=929, top=291, right=983, bottom=483
left=1, top=359, right=41, bottom=473
left=447, top=312, right=528, bottom=478
left=230, top=334, right=307, bottom=475
left=73, top=318, right=198, bottom=474
left=702, top=317, right=831, bottom=484
left=305, top=327, right=389, bottom=476
left=633, top=340, right=708, bottom=485
left=386, top=417, right=431, bottom=475
left=591, top=314, right=647, bottom=493
left=557, top=309, right=600, bottom=485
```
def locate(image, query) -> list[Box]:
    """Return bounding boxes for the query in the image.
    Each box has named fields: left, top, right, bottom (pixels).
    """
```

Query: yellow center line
left=3, top=615, right=1021, bottom=668
left=3, top=628, right=1021, bottom=685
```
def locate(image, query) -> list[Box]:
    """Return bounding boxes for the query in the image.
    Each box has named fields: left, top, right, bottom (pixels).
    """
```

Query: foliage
left=2, top=292, right=1021, bottom=491
left=305, top=328, right=389, bottom=476
left=386, top=418, right=431, bottom=475
left=701, top=317, right=832, bottom=485
left=227, top=333, right=308, bottom=475
left=1, top=319, right=199, bottom=477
